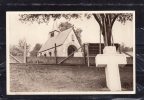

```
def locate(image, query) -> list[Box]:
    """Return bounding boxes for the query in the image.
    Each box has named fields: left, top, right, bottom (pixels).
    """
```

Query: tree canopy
left=19, top=13, right=133, bottom=46
left=19, top=14, right=81, bottom=24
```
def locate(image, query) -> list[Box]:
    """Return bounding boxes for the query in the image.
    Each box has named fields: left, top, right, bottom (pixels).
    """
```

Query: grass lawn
left=9, top=64, right=133, bottom=92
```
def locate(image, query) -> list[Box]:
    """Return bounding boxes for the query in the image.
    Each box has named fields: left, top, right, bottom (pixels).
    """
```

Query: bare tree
left=10, top=39, right=30, bottom=56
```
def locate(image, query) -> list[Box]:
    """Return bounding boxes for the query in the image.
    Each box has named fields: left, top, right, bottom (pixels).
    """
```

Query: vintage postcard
left=6, top=11, right=135, bottom=95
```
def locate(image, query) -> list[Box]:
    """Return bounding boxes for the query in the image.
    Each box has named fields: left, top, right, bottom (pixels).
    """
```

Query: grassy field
left=10, top=64, right=133, bottom=92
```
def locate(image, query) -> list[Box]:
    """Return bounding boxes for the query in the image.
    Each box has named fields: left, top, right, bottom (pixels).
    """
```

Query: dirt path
left=10, top=64, right=133, bottom=92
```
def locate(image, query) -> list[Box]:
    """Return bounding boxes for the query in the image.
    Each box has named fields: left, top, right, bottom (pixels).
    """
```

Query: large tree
left=19, top=13, right=133, bottom=46
left=92, top=13, right=133, bottom=46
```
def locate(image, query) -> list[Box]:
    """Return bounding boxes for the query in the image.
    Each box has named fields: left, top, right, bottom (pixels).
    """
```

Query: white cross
left=95, top=46, right=127, bottom=91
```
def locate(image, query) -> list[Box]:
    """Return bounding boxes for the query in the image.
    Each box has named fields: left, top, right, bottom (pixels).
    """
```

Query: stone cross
left=95, top=46, right=127, bottom=91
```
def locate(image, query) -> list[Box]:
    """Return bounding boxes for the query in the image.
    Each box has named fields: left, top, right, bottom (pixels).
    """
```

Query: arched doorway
left=67, top=45, right=77, bottom=57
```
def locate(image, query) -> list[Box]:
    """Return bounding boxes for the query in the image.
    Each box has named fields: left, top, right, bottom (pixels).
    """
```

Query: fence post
left=24, top=42, right=27, bottom=63
left=99, top=29, right=102, bottom=54
left=83, top=44, right=87, bottom=65
left=119, top=44, right=122, bottom=54
left=87, top=43, right=90, bottom=67
left=54, top=43, right=57, bottom=64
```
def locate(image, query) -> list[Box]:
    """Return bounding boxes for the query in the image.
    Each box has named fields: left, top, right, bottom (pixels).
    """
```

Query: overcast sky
left=7, top=12, right=134, bottom=51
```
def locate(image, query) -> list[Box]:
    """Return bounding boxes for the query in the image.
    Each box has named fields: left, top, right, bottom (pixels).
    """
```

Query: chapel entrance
left=67, top=45, right=77, bottom=57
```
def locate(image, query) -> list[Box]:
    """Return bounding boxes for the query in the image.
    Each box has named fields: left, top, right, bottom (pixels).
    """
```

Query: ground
left=10, top=64, right=133, bottom=92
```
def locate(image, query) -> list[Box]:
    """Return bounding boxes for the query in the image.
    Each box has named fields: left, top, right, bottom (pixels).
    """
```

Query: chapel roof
left=39, top=28, right=73, bottom=52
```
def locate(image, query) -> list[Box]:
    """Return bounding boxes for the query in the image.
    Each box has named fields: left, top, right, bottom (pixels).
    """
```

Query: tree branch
left=111, top=14, right=120, bottom=27
left=93, top=14, right=102, bottom=28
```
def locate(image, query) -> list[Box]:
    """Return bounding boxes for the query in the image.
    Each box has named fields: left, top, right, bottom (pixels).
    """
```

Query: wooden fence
left=26, top=56, right=133, bottom=66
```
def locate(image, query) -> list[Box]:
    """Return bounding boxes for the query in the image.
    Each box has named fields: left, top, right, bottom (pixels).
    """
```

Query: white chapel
left=38, top=27, right=83, bottom=57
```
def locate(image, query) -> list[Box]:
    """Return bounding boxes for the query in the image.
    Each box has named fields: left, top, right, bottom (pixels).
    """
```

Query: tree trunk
left=93, top=14, right=119, bottom=46
left=101, top=21, right=112, bottom=46
left=106, top=25, right=112, bottom=46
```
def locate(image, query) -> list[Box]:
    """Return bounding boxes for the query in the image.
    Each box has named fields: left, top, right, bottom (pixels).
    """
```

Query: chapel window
left=44, top=53, right=47, bottom=57
left=49, top=52, right=52, bottom=57
left=72, top=35, right=74, bottom=41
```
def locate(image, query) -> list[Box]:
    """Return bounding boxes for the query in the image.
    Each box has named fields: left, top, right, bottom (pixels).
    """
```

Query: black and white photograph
left=6, top=11, right=135, bottom=95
